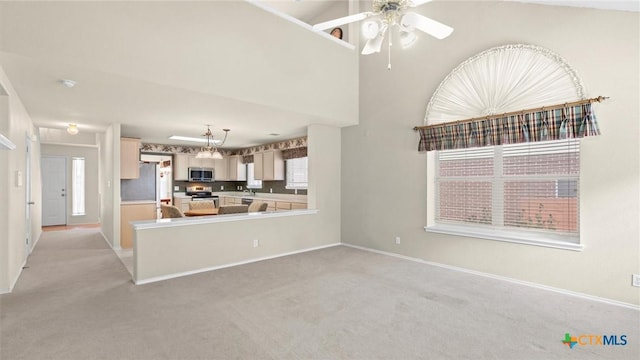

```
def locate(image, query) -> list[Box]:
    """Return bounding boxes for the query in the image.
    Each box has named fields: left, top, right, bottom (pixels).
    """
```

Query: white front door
left=42, top=156, right=67, bottom=226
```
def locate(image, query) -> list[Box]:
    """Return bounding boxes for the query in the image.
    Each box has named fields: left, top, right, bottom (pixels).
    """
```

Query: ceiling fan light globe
left=362, top=20, right=380, bottom=40
left=361, top=35, right=385, bottom=55
left=400, top=30, right=418, bottom=48
left=212, top=151, right=223, bottom=160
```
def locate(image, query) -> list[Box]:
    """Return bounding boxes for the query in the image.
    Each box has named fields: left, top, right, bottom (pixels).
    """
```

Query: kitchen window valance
left=282, top=147, right=307, bottom=160
left=414, top=97, right=604, bottom=152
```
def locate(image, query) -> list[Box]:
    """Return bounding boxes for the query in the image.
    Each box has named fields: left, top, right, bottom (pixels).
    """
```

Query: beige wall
left=40, top=144, right=100, bottom=225
left=0, top=64, right=41, bottom=293
left=98, top=124, right=119, bottom=249
left=343, top=1, right=639, bottom=305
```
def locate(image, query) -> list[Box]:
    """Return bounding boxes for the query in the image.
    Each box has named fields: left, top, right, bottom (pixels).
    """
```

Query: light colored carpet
left=1, top=228, right=638, bottom=359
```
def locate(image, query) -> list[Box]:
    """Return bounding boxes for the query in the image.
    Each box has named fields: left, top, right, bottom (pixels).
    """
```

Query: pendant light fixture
left=195, top=125, right=230, bottom=159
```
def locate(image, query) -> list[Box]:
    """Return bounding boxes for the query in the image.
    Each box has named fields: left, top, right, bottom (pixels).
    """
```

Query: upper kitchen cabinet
left=188, top=156, right=215, bottom=169
left=120, top=138, right=141, bottom=179
left=174, top=154, right=190, bottom=181
left=254, top=150, right=284, bottom=181
left=227, top=155, right=246, bottom=181
left=214, top=158, right=228, bottom=181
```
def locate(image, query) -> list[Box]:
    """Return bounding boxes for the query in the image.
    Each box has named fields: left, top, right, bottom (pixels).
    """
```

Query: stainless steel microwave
left=188, top=167, right=214, bottom=182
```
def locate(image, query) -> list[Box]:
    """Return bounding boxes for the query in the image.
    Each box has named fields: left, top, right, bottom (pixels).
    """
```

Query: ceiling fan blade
left=408, top=0, right=434, bottom=7
left=312, top=12, right=372, bottom=31
left=401, top=12, right=454, bottom=40
left=361, top=33, right=385, bottom=55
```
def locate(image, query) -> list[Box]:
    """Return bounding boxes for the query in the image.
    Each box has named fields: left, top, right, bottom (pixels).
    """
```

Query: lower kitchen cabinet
left=120, top=202, right=157, bottom=248
left=291, top=202, right=307, bottom=210
left=173, top=197, right=191, bottom=214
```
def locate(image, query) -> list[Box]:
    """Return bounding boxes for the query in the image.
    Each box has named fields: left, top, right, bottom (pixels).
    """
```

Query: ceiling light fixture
left=195, top=125, right=230, bottom=160
left=313, top=0, right=454, bottom=69
left=60, top=79, right=76, bottom=88
left=67, top=123, right=79, bottom=135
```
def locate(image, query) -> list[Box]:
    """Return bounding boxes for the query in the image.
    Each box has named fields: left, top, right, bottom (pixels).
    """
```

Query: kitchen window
left=246, top=163, right=262, bottom=189
left=426, top=139, right=581, bottom=250
left=286, top=157, right=308, bottom=189
left=71, top=157, right=85, bottom=216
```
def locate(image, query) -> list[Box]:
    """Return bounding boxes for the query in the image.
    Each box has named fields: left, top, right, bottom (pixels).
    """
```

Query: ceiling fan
left=313, top=0, right=453, bottom=66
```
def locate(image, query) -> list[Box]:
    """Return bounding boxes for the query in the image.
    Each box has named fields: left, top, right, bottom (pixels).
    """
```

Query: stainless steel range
left=186, top=185, right=219, bottom=207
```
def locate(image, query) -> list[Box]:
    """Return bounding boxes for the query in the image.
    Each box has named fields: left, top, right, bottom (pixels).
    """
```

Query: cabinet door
left=201, top=158, right=215, bottom=169
left=227, top=156, right=246, bottom=181
left=214, top=158, right=228, bottom=181
left=173, top=154, right=190, bottom=181
left=120, top=138, right=140, bottom=179
left=188, top=156, right=202, bottom=168
left=254, top=152, right=264, bottom=180
left=262, top=151, right=274, bottom=180
left=291, top=202, right=307, bottom=210
left=120, top=203, right=156, bottom=248
left=276, top=201, right=292, bottom=210
left=261, top=151, right=284, bottom=181
left=264, top=200, right=276, bottom=211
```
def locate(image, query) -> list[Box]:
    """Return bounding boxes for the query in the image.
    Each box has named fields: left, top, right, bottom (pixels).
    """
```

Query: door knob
left=27, top=201, right=35, bottom=205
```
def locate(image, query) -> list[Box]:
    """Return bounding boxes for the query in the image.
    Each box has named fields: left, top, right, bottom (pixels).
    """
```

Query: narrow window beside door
left=72, top=157, right=85, bottom=216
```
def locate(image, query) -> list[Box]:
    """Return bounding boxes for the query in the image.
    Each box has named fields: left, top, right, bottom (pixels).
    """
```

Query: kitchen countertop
left=121, top=200, right=157, bottom=205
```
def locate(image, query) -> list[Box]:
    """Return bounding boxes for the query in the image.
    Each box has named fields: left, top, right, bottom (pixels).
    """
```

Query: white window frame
left=285, top=157, right=308, bottom=190
left=425, top=140, right=583, bottom=251
left=246, top=163, right=262, bottom=189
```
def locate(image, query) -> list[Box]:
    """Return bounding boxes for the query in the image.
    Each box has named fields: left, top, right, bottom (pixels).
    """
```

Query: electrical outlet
left=632, top=274, right=640, bottom=287
left=395, top=236, right=401, bottom=245
left=174, top=186, right=179, bottom=191
left=270, top=188, right=273, bottom=193
left=220, top=185, right=224, bottom=190
left=253, top=239, right=259, bottom=248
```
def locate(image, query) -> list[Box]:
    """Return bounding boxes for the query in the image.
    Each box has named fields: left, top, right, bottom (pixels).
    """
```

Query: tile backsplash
left=173, top=180, right=306, bottom=195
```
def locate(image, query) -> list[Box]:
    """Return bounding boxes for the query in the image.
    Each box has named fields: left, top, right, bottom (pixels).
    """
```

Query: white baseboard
left=342, top=243, right=640, bottom=311
left=135, top=243, right=342, bottom=285
left=0, top=258, right=28, bottom=295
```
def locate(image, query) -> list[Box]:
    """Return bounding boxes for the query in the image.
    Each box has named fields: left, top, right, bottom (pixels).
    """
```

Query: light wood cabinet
left=214, top=158, right=228, bottom=181
left=263, top=200, right=276, bottom=211
left=254, top=150, right=284, bottom=181
left=120, top=138, right=140, bottom=179
left=226, top=155, right=246, bottom=181
left=174, top=154, right=190, bottom=181
left=173, top=197, right=191, bottom=214
left=276, top=201, right=292, bottom=210
left=120, top=202, right=156, bottom=248
left=188, top=156, right=215, bottom=169
left=291, top=202, right=307, bottom=210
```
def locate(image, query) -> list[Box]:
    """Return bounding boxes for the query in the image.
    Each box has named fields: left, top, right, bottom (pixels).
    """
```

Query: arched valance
left=416, top=44, right=602, bottom=151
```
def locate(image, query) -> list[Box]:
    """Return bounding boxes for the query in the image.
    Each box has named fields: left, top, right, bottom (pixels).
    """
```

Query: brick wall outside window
left=436, top=142, right=579, bottom=234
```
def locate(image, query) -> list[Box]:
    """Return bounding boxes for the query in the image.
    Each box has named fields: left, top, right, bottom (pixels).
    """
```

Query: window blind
left=436, top=139, right=579, bottom=237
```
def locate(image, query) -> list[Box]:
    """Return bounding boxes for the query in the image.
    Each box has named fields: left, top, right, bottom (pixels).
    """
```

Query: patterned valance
left=235, top=137, right=307, bottom=156
left=141, top=136, right=307, bottom=156
left=417, top=102, right=600, bottom=152
left=282, top=147, right=307, bottom=160
left=242, top=155, right=254, bottom=164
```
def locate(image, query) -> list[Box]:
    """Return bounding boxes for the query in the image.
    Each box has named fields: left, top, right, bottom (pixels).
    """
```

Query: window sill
left=424, top=224, right=583, bottom=251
